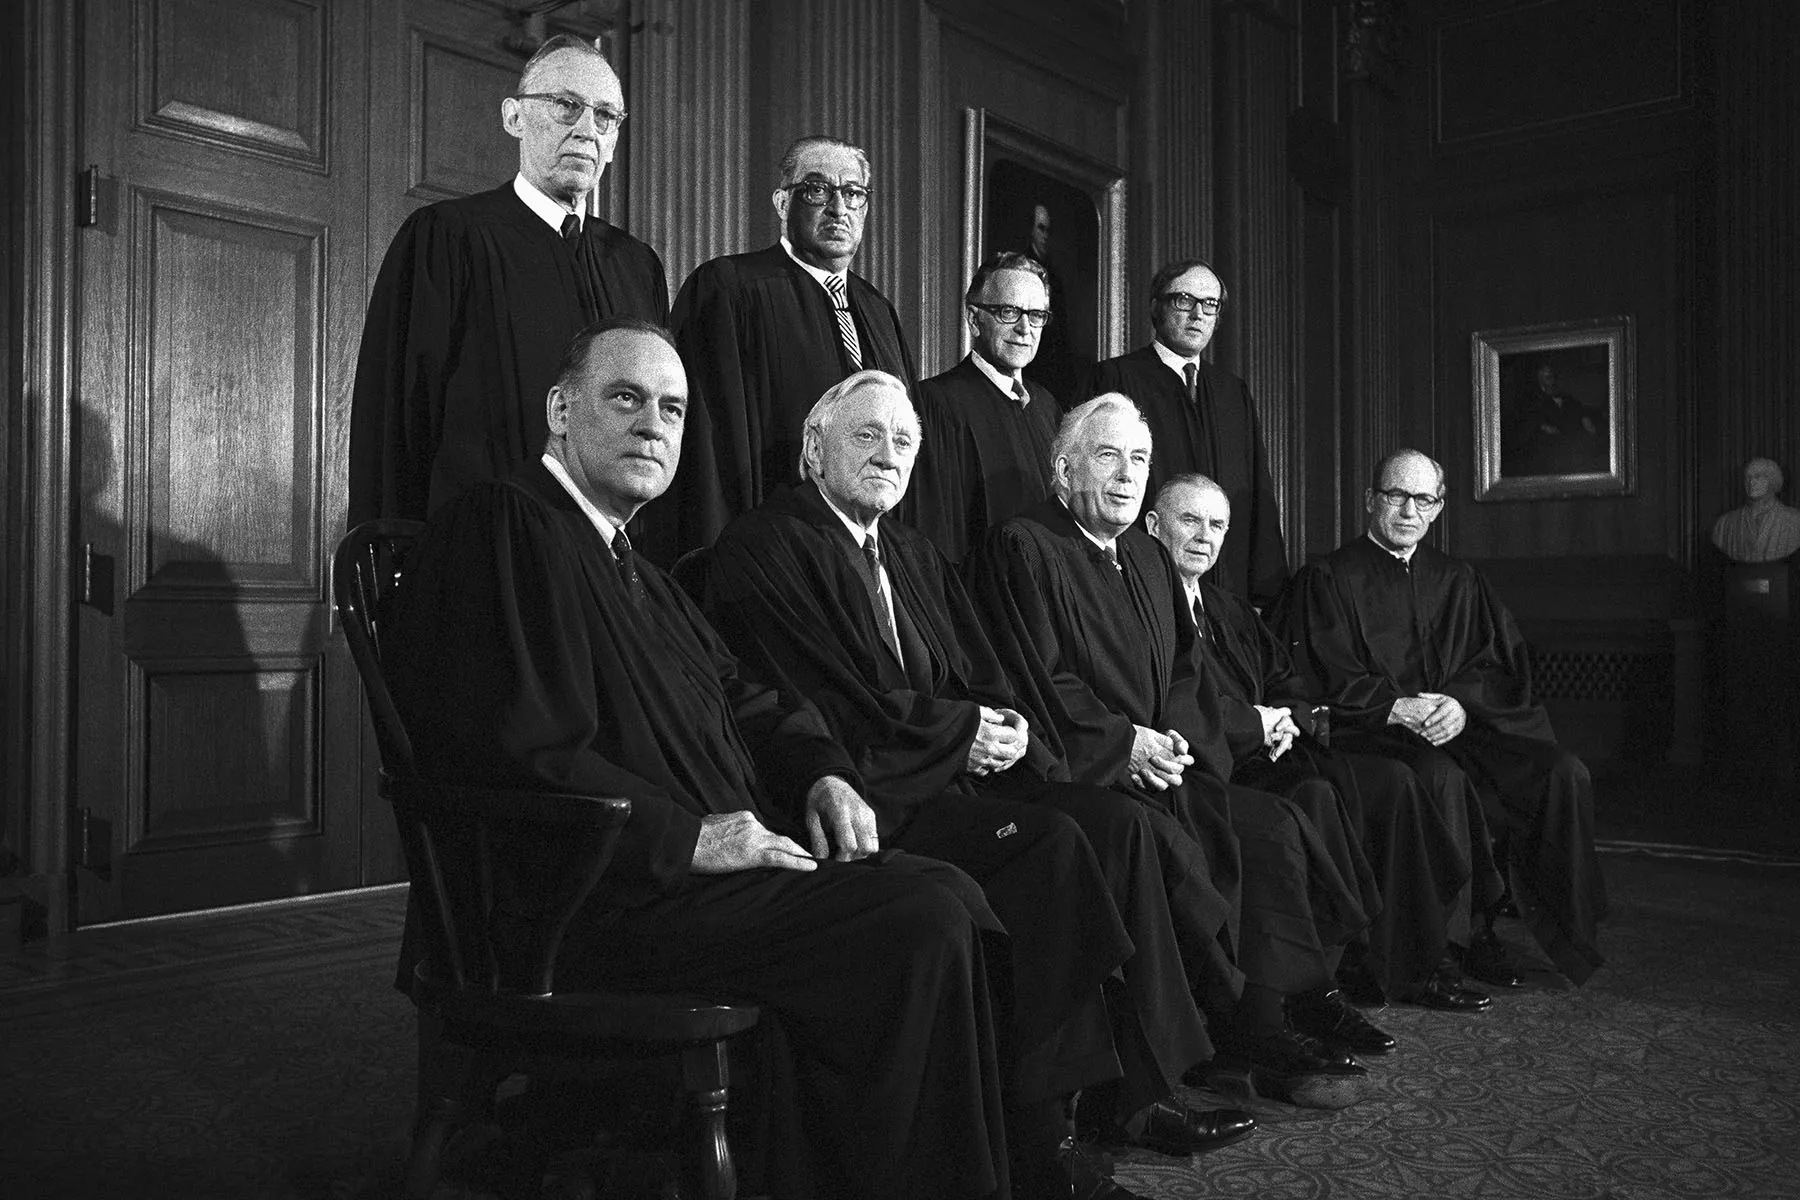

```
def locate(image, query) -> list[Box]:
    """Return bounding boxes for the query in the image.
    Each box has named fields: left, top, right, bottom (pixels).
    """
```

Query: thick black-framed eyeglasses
left=969, top=302, right=1052, bottom=328
left=1160, top=291, right=1223, bottom=316
left=513, top=92, right=628, bottom=134
left=782, top=181, right=871, bottom=210
left=1373, top=488, right=1444, bottom=513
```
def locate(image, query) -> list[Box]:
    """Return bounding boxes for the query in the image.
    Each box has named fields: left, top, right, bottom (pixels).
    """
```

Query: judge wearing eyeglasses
left=1269, top=448, right=1608, bottom=993
left=656, top=135, right=918, bottom=566
left=899, top=252, right=1064, bottom=563
left=348, top=33, right=669, bottom=528
left=1083, top=258, right=1289, bottom=607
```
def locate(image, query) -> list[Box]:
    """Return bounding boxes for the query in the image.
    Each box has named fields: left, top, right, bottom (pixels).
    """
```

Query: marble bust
left=1711, top=457, right=1800, bottom=563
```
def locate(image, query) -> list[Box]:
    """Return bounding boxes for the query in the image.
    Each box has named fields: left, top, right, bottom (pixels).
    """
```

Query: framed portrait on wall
left=1471, top=316, right=1636, bottom=501
left=961, top=108, right=1125, bottom=406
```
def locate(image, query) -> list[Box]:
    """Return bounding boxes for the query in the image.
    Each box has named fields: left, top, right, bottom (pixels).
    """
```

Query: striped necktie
left=862, top=535, right=903, bottom=663
left=824, top=274, right=863, bottom=369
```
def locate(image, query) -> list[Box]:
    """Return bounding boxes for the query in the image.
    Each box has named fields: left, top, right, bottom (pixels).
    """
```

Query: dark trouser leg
left=560, top=861, right=1007, bottom=1200
left=890, top=793, right=1130, bottom=1104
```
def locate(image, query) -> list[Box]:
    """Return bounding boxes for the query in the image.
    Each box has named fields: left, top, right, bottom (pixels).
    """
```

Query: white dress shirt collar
left=1060, top=499, right=1118, bottom=556
left=541, top=453, right=619, bottom=548
left=1366, top=532, right=1417, bottom=564
left=780, top=235, right=848, bottom=296
left=514, top=173, right=582, bottom=234
left=968, top=351, right=1029, bottom=404
left=1152, top=338, right=1200, bottom=381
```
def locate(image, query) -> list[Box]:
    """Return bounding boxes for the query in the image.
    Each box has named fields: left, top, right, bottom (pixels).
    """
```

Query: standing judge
left=384, top=318, right=1012, bottom=1200
left=703, top=371, right=1257, bottom=1183
left=659, top=135, right=917, bottom=564
left=1148, top=473, right=1498, bottom=1016
left=1271, top=449, right=1607, bottom=987
left=348, top=34, right=669, bottom=527
left=1083, top=259, right=1288, bottom=605
left=901, top=253, right=1062, bottom=563
left=966, top=395, right=1374, bottom=1109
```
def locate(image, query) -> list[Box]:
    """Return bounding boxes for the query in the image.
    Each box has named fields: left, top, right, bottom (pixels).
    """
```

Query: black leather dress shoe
left=1288, top=987, right=1398, bottom=1055
left=1058, top=1136, right=1149, bottom=1200
left=1195, top=1026, right=1369, bottom=1109
left=1122, top=1100, right=1257, bottom=1157
left=1400, top=972, right=1492, bottom=1012
left=1462, top=929, right=1526, bottom=988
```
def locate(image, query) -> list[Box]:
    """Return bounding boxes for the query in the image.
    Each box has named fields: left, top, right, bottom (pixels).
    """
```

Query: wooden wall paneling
left=627, top=0, right=750, bottom=297
left=8, top=0, right=78, bottom=932
left=1343, top=82, right=1406, bottom=546
left=1214, top=0, right=1304, bottom=564
left=1432, top=178, right=1688, bottom=561
left=1710, top=0, right=1800, bottom=524
left=1130, top=0, right=1214, bottom=338
left=925, top=5, right=1129, bottom=375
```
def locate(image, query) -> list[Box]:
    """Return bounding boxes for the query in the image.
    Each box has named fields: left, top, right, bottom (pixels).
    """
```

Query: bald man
left=1270, top=449, right=1606, bottom=988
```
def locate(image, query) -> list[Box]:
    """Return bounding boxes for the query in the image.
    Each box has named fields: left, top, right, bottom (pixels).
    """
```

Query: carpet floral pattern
left=3, top=854, right=1797, bottom=1198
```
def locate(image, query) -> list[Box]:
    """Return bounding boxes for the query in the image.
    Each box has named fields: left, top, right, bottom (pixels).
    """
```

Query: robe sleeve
left=1436, top=568, right=1558, bottom=743
left=900, top=380, right=980, bottom=563
left=705, top=517, right=981, bottom=823
left=1241, top=386, right=1291, bottom=607
left=348, top=206, right=468, bottom=527
left=1268, top=561, right=1404, bottom=732
left=965, top=525, right=1137, bottom=786
left=387, top=484, right=702, bottom=905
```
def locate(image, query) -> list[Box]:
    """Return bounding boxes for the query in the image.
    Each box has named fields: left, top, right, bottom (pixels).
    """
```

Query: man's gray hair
left=1372, top=447, right=1446, bottom=495
left=777, top=135, right=872, bottom=188
left=798, top=369, right=914, bottom=480
left=1153, top=472, right=1226, bottom=514
left=516, top=34, right=614, bottom=94
left=1050, top=393, right=1149, bottom=498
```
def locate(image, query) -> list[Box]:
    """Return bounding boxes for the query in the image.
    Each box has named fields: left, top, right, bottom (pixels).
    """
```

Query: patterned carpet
left=3, top=853, right=1798, bottom=1199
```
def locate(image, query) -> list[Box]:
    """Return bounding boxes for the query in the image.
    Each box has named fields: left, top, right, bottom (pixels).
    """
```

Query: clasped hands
left=690, top=775, right=879, bottom=875
left=965, top=706, right=1029, bottom=777
left=1256, top=705, right=1300, bottom=761
left=1387, top=691, right=1466, bottom=746
left=1128, top=725, right=1194, bottom=791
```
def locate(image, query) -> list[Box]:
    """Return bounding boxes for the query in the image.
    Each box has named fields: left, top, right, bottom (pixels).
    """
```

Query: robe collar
left=967, top=351, right=1029, bottom=404
left=1058, top=498, right=1120, bottom=557
left=1151, top=337, right=1201, bottom=381
left=540, top=452, right=620, bottom=549
left=1365, top=530, right=1418, bottom=564
left=814, top=480, right=881, bottom=546
left=780, top=234, right=851, bottom=298
left=513, top=172, right=583, bottom=233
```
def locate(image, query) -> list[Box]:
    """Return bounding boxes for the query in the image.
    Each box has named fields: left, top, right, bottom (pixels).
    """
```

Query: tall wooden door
left=70, top=0, right=380, bottom=922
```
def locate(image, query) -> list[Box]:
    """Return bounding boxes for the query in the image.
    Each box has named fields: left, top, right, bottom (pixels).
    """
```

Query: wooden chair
left=333, top=520, right=760, bottom=1200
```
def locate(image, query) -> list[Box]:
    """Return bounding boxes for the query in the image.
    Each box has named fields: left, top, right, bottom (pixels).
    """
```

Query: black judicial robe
left=660, top=244, right=919, bottom=565
left=1272, top=536, right=1607, bottom=984
left=704, top=482, right=1231, bottom=1111
left=384, top=461, right=1009, bottom=1200
left=1083, top=348, right=1288, bottom=605
left=900, top=355, right=1061, bottom=564
left=347, top=183, right=669, bottom=527
left=1196, top=579, right=1483, bottom=992
left=966, top=500, right=1370, bottom=997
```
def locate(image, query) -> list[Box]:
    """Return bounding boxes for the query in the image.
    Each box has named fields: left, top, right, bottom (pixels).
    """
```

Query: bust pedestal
left=1719, top=559, right=1797, bottom=790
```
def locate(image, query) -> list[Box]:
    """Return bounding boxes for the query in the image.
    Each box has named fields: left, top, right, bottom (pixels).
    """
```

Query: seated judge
left=702, top=370, right=1257, bottom=1184
left=1147, top=474, right=1499, bottom=1015
left=965, top=395, right=1375, bottom=1110
left=1271, top=449, right=1607, bottom=988
left=658, top=135, right=918, bottom=564
left=348, top=34, right=668, bottom=527
left=900, top=253, right=1062, bottom=564
left=1082, top=259, right=1287, bottom=605
left=383, top=318, right=1012, bottom=1200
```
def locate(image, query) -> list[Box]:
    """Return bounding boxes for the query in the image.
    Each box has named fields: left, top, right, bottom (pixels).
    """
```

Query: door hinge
left=73, top=807, right=114, bottom=880
left=81, top=543, right=115, bottom=614
left=78, top=164, right=110, bottom=230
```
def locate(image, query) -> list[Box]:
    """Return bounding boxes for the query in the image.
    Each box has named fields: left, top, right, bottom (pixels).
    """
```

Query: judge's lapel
left=769, top=246, right=857, bottom=371
left=845, top=272, right=907, bottom=377
left=782, top=482, right=913, bottom=682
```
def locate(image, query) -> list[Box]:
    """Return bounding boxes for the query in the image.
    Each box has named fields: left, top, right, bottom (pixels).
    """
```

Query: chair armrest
left=383, top=773, right=632, bottom=830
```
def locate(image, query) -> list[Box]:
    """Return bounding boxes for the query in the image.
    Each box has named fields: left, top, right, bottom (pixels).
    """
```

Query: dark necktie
left=1101, top=543, right=1121, bottom=572
left=862, top=536, right=904, bottom=665
left=1191, top=592, right=1208, bottom=639
left=612, top=528, right=642, bottom=604
left=560, top=212, right=580, bottom=246
left=1184, top=361, right=1198, bottom=404
left=824, top=274, right=863, bottom=369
